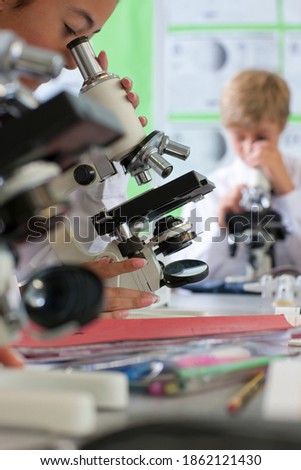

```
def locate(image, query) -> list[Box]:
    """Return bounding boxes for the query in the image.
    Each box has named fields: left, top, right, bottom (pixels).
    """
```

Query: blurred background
left=36, top=0, right=301, bottom=198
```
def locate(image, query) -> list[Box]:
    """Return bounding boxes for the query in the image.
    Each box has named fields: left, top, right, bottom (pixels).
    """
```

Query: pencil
left=176, top=354, right=284, bottom=380
left=227, top=370, right=265, bottom=414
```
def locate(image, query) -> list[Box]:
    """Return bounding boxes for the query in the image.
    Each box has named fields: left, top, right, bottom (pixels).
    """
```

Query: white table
left=170, top=289, right=274, bottom=316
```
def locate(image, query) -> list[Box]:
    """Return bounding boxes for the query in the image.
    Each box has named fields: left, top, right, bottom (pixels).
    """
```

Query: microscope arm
left=49, top=222, right=163, bottom=291
left=49, top=171, right=215, bottom=292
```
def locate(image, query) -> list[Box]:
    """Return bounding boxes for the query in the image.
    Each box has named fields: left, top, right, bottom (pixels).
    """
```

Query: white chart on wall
left=163, top=31, right=279, bottom=115
left=154, top=0, right=301, bottom=184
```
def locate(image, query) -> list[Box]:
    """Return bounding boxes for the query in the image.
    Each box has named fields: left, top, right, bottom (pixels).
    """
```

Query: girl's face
left=226, top=122, right=282, bottom=161
left=0, top=0, right=118, bottom=88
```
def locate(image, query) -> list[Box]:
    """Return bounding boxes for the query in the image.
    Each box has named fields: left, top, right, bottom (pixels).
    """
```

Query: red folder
left=13, top=314, right=293, bottom=349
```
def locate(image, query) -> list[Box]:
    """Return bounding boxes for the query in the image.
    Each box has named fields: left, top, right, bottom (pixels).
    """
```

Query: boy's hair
left=221, top=69, right=290, bottom=130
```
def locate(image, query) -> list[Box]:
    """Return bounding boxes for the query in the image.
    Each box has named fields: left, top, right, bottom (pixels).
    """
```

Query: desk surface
left=170, top=290, right=274, bottom=316
left=85, top=291, right=284, bottom=449
left=1, top=291, right=294, bottom=450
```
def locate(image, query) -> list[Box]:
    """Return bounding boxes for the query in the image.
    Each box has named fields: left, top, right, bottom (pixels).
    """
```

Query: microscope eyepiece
left=67, top=36, right=89, bottom=50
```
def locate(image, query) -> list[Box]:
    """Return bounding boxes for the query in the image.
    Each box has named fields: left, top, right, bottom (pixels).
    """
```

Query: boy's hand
left=97, top=51, right=147, bottom=127
left=218, top=184, right=246, bottom=228
left=245, top=141, right=294, bottom=195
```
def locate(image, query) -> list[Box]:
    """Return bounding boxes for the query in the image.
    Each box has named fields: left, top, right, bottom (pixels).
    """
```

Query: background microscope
left=226, top=168, right=286, bottom=282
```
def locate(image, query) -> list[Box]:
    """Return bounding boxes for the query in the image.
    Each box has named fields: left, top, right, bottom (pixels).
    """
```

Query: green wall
left=92, top=0, right=154, bottom=198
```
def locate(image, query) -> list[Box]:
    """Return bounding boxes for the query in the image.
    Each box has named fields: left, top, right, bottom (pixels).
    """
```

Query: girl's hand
left=83, top=257, right=159, bottom=318
left=0, top=347, right=24, bottom=368
left=97, top=51, right=147, bottom=127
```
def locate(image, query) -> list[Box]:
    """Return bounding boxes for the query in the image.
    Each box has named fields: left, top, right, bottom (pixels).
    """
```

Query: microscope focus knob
left=22, top=265, right=103, bottom=330
left=153, top=216, right=181, bottom=236
left=73, top=164, right=96, bottom=185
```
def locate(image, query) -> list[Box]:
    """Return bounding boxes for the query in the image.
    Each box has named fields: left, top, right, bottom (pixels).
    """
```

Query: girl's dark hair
left=14, top=0, right=34, bottom=7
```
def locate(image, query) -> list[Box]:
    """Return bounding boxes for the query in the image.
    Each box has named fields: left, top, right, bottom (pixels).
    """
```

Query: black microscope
left=226, top=168, right=286, bottom=281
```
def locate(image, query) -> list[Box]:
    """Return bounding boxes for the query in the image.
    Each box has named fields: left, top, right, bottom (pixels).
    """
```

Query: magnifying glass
left=163, top=259, right=209, bottom=288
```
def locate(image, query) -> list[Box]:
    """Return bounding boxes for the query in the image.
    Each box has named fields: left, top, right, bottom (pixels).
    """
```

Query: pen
left=227, top=370, right=265, bottom=414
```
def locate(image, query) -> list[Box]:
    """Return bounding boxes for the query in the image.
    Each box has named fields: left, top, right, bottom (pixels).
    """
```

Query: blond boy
left=179, top=70, right=301, bottom=280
